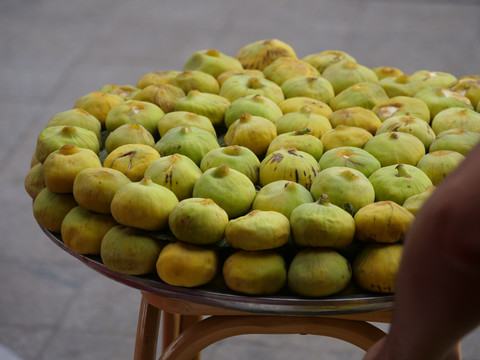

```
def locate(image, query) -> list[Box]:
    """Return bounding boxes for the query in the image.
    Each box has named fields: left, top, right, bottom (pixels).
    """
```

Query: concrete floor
left=1, top=0, right=480, bottom=359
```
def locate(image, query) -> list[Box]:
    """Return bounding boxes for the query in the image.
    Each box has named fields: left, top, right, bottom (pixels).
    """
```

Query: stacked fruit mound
left=26, top=39, right=480, bottom=298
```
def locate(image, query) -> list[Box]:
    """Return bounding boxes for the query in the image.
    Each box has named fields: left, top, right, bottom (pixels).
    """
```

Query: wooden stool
left=134, top=291, right=393, bottom=360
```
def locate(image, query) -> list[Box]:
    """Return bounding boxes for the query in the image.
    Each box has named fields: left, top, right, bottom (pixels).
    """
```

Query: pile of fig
left=26, top=39, right=480, bottom=298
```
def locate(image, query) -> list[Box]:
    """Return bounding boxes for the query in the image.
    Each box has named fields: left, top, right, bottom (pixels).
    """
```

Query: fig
left=252, top=180, right=314, bottom=219
left=287, top=248, right=352, bottom=297
left=35, top=125, right=100, bottom=163
left=136, top=70, right=180, bottom=89
left=363, top=132, right=425, bottom=166
left=278, top=97, right=332, bottom=117
left=266, top=128, right=324, bottom=161
left=409, top=70, right=457, bottom=88
left=132, top=84, right=186, bottom=113
left=154, top=126, right=219, bottom=166
left=193, top=164, right=256, bottom=218
left=378, top=74, right=428, bottom=97
left=450, top=76, right=480, bottom=109
left=431, top=107, right=480, bottom=134
left=225, top=210, right=290, bottom=251
left=319, top=146, right=381, bottom=178
left=224, top=94, right=283, bottom=128
left=217, top=69, right=265, bottom=87
left=110, top=177, right=179, bottom=231
left=219, top=75, right=284, bottom=104
left=371, top=96, right=431, bottom=123
left=168, top=198, right=229, bottom=245
left=402, top=185, right=436, bottom=215
left=327, top=107, right=382, bottom=135
left=290, top=194, right=356, bottom=248
left=144, top=153, right=202, bottom=201
left=103, top=143, right=160, bottom=181
left=156, top=241, right=219, bottom=287
left=73, top=91, right=124, bottom=127
left=259, top=147, right=321, bottom=190
left=105, top=99, right=164, bottom=136
left=45, top=108, right=102, bottom=143
left=183, top=48, right=243, bottom=78
left=275, top=106, right=332, bottom=139
left=414, top=86, right=473, bottom=119
left=101, top=225, right=163, bottom=275
left=33, top=187, right=77, bottom=233
left=61, top=206, right=117, bottom=255
left=321, top=60, right=378, bottom=95
left=302, top=50, right=356, bottom=73
left=99, top=84, right=140, bottom=99
left=310, top=167, right=375, bottom=211
left=24, top=163, right=45, bottom=199
left=224, top=113, right=277, bottom=157
left=174, top=90, right=231, bottom=126
left=354, top=201, right=414, bottom=243
left=375, top=115, right=436, bottom=150
left=329, top=82, right=389, bottom=111
left=172, top=70, right=220, bottom=94
left=104, top=123, right=155, bottom=153
left=236, top=39, right=297, bottom=70
left=429, top=129, right=480, bottom=155
left=372, top=66, right=404, bottom=80
left=263, top=57, right=320, bottom=86
left=369, top=164, right=433, bottom=205
left=281, top=76, right=335, bottom=104
left=156, top=111, right=216, bottom=138
left=42, top=144, right=102, bottom=193
left=73, top=167, right=131, bottom=214
left=222, top=250, right=287, bottom=295
left=200, top=145, right=260, bottom=184
left=320, top=125, right=373, bottom=151
left=353, top=243, right=403, bottom=293
left=416, top=150, right=465, bottom=186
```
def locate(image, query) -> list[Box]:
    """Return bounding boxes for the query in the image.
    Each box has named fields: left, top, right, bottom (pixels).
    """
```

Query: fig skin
left=278, top=97, right=333, bottom=117
left=236, top=39, right=297, bottom=71
left=322, top=60, right=378, bottom=95
left=275, top=106, right=332, bottom=139
left=73, top=91, right=124, bottom=127
left=168, top=198, right=229, bottom=245
left=24, top=163, right=45, bottom=199
left=353, top=243, right=403, bottom=294
left=320, top=125, right=373, bottom=152
left=224, top=94, right=283, bottom=128
left=263, top=57, right=320, bottom=86
left=193, top=164, right=256, bottom=219
left=310, top=167, right=375, bottom=211
left=431, top=107, right=480, bottom=135
left=410, top=70, right=457, bottom=88
left=287, top=248, right=352, bottom=298
left=156, top=241, right=219, bottom=287
left=252, top=180, right=314, bottom=219
left=42, top=144, right=102, bottom=193
left=328, top=107, right=382, bottom=135
left=318, top=146, right=381, bottom=178
left=402, top=185, right=436, bottom=215
left=450, top=76, right=480, bottom=109
left=154, top=126, right=220, bottom=166
left=183, top=48, right=243, bottom=78
left=416, top=150, right=465, bottom=186
left=281, top=76, right=335, bottom=104
left=103, top=143, right=160, bottom=181
left=105, top=99, right=165, bottom=136
left=144, top=154, right=202, bottom=201
left=224, top=113, right=277, bottom=157
left=172, top=70, right=220, bottom=94
left=217, top=69, right=265, bottom=87
left=33, top=187, right=77, bottom=233
left=174, top=90, right=231, bottom=126
left=222, top=250, right=287, bottom=295
left=329, top=82, right=389, bottom=111
left=61, top=206, right=118, bottom=255
left=225, top=210, right=291, bottom=251
left=378, top=74, right=428, bottom=98
left=302, top=50, right=356, bottom=73
left=156, top=111, right=216, bottom=138
left=101, top=225, right=163, bottom=276
left=290, top=194, right=356, bottom=248
left=104, top=123, right=155, bottom=154
left=200, top=145, right=260, bottom=185
left=46, top=108, right=102, bottom=143
left=259, top=147, right=321, bottom=191
left=429, top=129, right=480, bottom=155
left=136, top=70, right=180, bottom=89
left=369, top=164, right=433, bottom=205
left=132, top=83, right=186, bottom=113
left=110, top=177, right=179, bottom=231
left=414, top=86, right=473, bottom=119
left=371, top=96, right=431, bottom=123
left=266, top=128, right=324, bottom=161
left=73, top=167, right=131, bottom=214
left=219, top=75, right=284, bottom=105
left=354, top=201, right=415, bottom=243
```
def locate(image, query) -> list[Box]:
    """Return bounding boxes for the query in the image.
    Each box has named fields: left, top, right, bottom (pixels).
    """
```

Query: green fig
left=403, top=185, right=436, bottom=215
left=414, top=86, right=473, bottom=119
left=183, top=48, right=243, bottom=78
left=322, top=60, right=378, bottom=95
left=372, top=66, right=404, bottom=80
left=263, top=57, right=320, bottom=86
left=319, top=146, right=381, bottom=178
left=24, top=163, right=45, bottom=200
left=136, top=70, right=180, bottom=89
left=172, top=70, right=220, bottom=94
left=378, top=74, right=428, bottom=97
left=409, top=70, right=457, bottom=88
left=104, top=123, right=155, bottom=153
left=450, top=76, right=480, bottom=109
left=266, top=128, right=324, bottom=161
left=217, top=69, right=265, bottom=87
left=236, top=39, right=297, bottom=70
left=302, top=50, right=356, bottom=73
left=224, top=94, right=283, bottom=128
left=416, top=150, right=465, bottom=186
left=281, top=76, right=335, bottom=104
left=329, top=82, right=389, bottom=111
left=99, top=83, right=140, bottom=99
left=278, top=97, right=332, bottom=117
left=219, top=75, right=284, bottom=104
left=371, top=95, right=431, bottom=123
left=328, top=107, right=382, bottom=135
left=321, top=125, right=373, bottom=151
left=429, top=128, right=480, bottom=155
left=174, top=90, right=231, bottom=126
left=45, top=108, right=102, bottom=143
left=33, top=187, right=77, bottom=233
left=275, top=105, right=332, bottom=139
left=363, top=132, right=425, bottom=166
left=431, top=107, right=480, bottom=134
left=73, top=91, right=124, bottom=127
left=132, top=83, right=186, bottom=113
left=156, top=111, right=216, bottom=138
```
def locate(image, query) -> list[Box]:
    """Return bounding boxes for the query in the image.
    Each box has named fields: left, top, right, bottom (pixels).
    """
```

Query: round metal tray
left=40, top=224, right=394, bottom=316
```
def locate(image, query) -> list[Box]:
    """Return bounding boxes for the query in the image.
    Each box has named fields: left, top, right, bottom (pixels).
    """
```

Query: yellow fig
left=236, top=39, right=297, bottom=70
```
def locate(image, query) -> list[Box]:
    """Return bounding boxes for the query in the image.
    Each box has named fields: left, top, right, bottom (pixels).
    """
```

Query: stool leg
left=134, top=295, right=161, bottom=360
left=162, top=312, right=202, bottom=360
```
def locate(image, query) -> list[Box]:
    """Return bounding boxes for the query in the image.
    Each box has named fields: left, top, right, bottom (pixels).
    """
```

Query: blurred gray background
left=1, top=0, right=479, bottom=359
